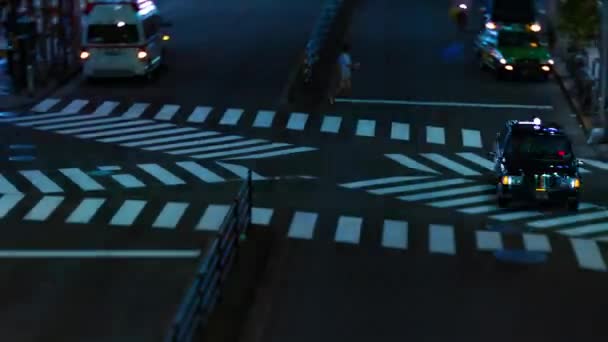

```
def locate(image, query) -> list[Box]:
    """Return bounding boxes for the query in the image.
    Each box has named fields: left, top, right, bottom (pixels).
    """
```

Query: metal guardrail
left=164, top=170, right=253, bottom=342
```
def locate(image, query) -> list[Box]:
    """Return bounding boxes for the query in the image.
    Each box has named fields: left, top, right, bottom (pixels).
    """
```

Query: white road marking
left=426, top=126, right=445, bottom=144
left=428, top=194, right=495, bottom=208
left=476, top=231, right=503, bottom=250
left=35, top=116, right=126, bottom=130
left=0, top=250, right=201, bottom=258
left=286, top=112, right=309, bottom=131
left=57, top=120, right=150, bottom=135
left=92, top=101, right=120, bottom=116
left=24, top=196, right=64, bottom=221
left=579, top=168, right=591, bottom=174
left=122, top=102, right=150, bottom=118
left=528, top=211, right=608, bottom=229
left=169, top=139, right=264, bottom=155
left=399, top=185, right=494, bottom=201
left=420, top=153, right=481, bottom=176
left=0, top=111, right=79, bottom=123
left=382, top=220, right=408, bottom=250
left=340, top=176, right=433, bottom=189
left=334, top=98, right=554, bottom=110
left=196, top=204, right=231, bottom=231
left=252, top=207, right=274, bottom=225
left=385, top=154, right=439, bottom=174
left=219, top=108, right=244, bottom=125
left=98, top=165, right=121, bottom=171
left=560, top=223, right=608, bottom=237
left=570, top=239, right=607, bottom=271
left=123, top=131, right=220, bottom=148
left=390, top=122, right=410, bottom=141
left=109, top=200, right=147, bottom=226
left=59, top=168, right=105, bottom=191
left=154, top=104, right=180, bottom=121
left=356, top=119, right=376, bottom=137
left=320, top=116, right=342, bottom=133
left=86, top=123, right=177, bottom=140
left=287, top=211, right=318, bottom=239
left=19, top=170, right=63, bottom=193
left=252, top=110, right=275, bottom=128
left=0, top=194, right=24, bottom=218
left=16, top=113, right=104, bottom=127
left=59, top=99, right=89, bottom=113
left=137, top=164, right=186, bottom=185
left=489, top=211, right=543, bottom=221
left=456, top=152, right=494, bottom=170
left=334, top=216, right=363, bottom=244
left=461, top=129, right=482, bottom=148
left=458, top=205, right=500, bottom=214
left=32, top=98, right=60, bottom=112
left=580, top=158, right=608, bottom=170
left=146, top=135, right=241, bottom=152
left=523, top=233, right=552, bottom=252
left=0, top=174, right=20, bottom=194
left=215, top=162, right=266, bottom=180
left=153, top=202, right=189, bottom=229
left=225, top=146, right=317, bottom=160
left=111, top=174, right=146, bottom=188
left=429, top=224, right=455, bottom=255
left=192, top=142, right=290, bottom=160
left=187, top=106, right=213, bottom=123
left=66, top=198, right=106, bottom=224
left=370, top=178, right=472, bottom=195
left=176, top=161, right=225, bottom=183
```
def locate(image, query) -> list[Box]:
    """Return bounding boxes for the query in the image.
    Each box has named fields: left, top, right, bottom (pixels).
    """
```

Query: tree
left=558, top=0, right=600, bottom=47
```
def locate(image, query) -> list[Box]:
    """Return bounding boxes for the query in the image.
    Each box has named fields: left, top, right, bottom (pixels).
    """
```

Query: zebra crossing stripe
left=60, top=99, right=89, bottom=113
left=356, top=120, right=375, bottom=137
left=122, top=102, right=150, bottom=118
left=24, top=196, right=64, bottom=221
left=196, top=204, right=231, bottom=231
left=321, top=116, right=342, bottom=133
left=98, top=165, right=121, bottom=171
left=153, top=202, right=189, bottom=229
left=110, top=200, right=147, bottom=226
left=0, top=194, right=24, bottom=218
left=58, top=119, right=151, bottom=135
left=420, top=153, right=481, bottom=176
left=560, top=223, right=608, bottom=237
left=429, top=224, right=455, bottom=255
left=381, top=220, right=408, bottom=250
left=111, top=174, right=146, bottom=188
left=0, top=174, right=20, bottom=194
left=400, top=184, right=494, bottom=202
left=19, top=170, right=63, bottom=193
left=371, top=178, right=472, bottom=195
left=169, top=139, right=264, bottom=155
left=147, top=135, right=241, bottom=152
left=252, top=110, right=275, bottom=128
left=124, top=131, right=221, bottom=148
left=92, top=101, right=120, bottom=116
left=37, top=116, right=128, bottom=131
left=335, top=216, right=363, bottom=244
left=32, top=98, right=60, bottom=112
left=251, top=207, right=274, bottom=225
left=225, top=146, right=317, bottom=160
left=456, top=152, right=494, bottom=170
left=86, top=123, right=177, bottom=140
left=340, top=176, right=433, bottom=189
left=286, top=113, right=308, bottom=131
left=390, top=122, right=410, bottom=141
left=476, top=231, right=503, bottom=250
left=385, top=154, right=439, bottom=174
left=528, top=211, right=608, bottom=229
left=137, top=164, right=186, bottom=185
left=219, top=108, right=244, bottom=125
left=570, top=239, right=607, bottom=271
left=458, top=204, right=499, bottom=214
left=426, top=126, right=445, bottom=144
left=490, top=211, right=543, bottom=221
left=66, top=198, right=106, bottom=224
left=192, top=142, right=290, bottom=160
left=154, top=104, right=180, bottom=121
left=522, top=233, right=552, bottom=252
left=428, top=194, right=495, bottom=208
left=580, top=158, right=608, bottom=170
left=461, top=129, right=482, bottom=148
left=187, top=106, right=213, bottom=123
left=0, top=111, right=80, bottom=123
left=15, top=113, right=99, bottom=127
left=216, top=162, right=266, bottom=180
left=59, top=168, right=105, bottom=191
left=176, top=161, right=225, bottom=183
left=287, top=211, right=318, bottom=240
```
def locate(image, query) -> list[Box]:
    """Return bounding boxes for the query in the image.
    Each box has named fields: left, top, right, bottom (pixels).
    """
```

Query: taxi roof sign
left=83, top=0, right=156, bottom=15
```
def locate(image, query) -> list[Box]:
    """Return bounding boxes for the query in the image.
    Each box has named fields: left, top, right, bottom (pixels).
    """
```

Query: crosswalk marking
left=458, top=204, right=499, bottom=214
left=560, top=223, right=608, bottom=237
left=400, top=184, right=494, bottom=201
left=109, top=200, right=147, bottom=226
left=66, top=198, right=106, bottom=224
left=124, top=131, right=220, bottom=148
left=287, top=211, right=318, bottom=240
left=153, top=202, right=189, bottom=229
left=59, top=168, right=105, bottom=191
left=32, top=98, right=60, bottom=112
left=187, top=106, right=213, bottom=123
left=15, top=113, right=99, bottom=127
left=381, top=220, right=408, bottom=250
left=428, top=194, right=495, bottom=208
left=522, top=233, right=552, bottom=252
left=369, top=178, right=472, bottom=195
left=489, top=211, right=543, bottom=221
left=420, top=153, right=481, bottom=176
left=252, top=207, right=274, bottom=225
left=154, top=104, right=180, bottom=121
left=335, top=216, right=363, bottom=244
left=340, top=176, right=433, bottom=189
left=92, top=101, right=120, bottom=116
left=122, top=102, right=150, bottom=118
left=137, top=164, right=186, bottom=185
left=225, top=146, right=317, bottom=160
left=24, top=196, right=63, bottom=221
left=476, top=231, right=503, bottom=250
left=0, top=175, right=20, bottom=194
left=0, top=111, right=80, bottom=123
left=57, top=119, right=150, bottom=135
left=385, top=154, right=439, bottom=174
left=169, top=138, right=263, bottom=155
left=19, top=170, right=63, bottom=193
left=196, top=204, right=230, bottom=231
left=286, top=112, right=309, bottom=131
left=98, top=165, right=121, bottom=171
left=176, top=161, right=225, bottom=183
left=0, top=194, right=24, bottom=218
left=252, top=110, right=275, bottom=128
left=321, top=116, right=342, bottom=133
left=390, top=122, right=410, bottom=141
left=60, top=99, right=89, bottom=113
left=580, top=158, right=608, bottom=170
left=148, top=135, right=241, bottom=152
left=34, top=116, right=124, bottom=130
left=456, top=152, right=494, bottom=170
left=570, top=239, right=607, bottom=271
left=111, top=174, right=145, bottom=188
left=219, top=108, right=244, bottom=125
left=426, top=126, right=445, bottom=144
left=429, top=224, right=455, bottom=255
left=528, top=211, right=608, bottom=229
left=85, top=123, right=177, bottom=140
left=192, top=142, right=290, bottom=160
left=216, top=162, right=266, bottom=180
left=356, top=120, right=375, bottom=137
left=462, top=129, right=482, bottom=148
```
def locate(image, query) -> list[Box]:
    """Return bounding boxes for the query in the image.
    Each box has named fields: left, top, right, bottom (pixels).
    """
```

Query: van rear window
left=87, top=24, right=139, bottom=44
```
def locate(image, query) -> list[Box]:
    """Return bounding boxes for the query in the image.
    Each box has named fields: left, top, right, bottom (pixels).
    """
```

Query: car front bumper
left=499, top=184, right=579, bottom=202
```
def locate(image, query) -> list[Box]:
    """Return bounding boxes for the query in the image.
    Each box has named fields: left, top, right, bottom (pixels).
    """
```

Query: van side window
left=143, top=15, right=161, bottom=39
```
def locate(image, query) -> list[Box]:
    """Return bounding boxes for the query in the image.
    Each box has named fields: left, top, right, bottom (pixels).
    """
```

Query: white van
left=80, top=0, right=171, bottom=79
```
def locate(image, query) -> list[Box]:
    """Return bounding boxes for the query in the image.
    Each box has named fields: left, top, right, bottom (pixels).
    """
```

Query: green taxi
left=474, top=25, right=554, bottom=80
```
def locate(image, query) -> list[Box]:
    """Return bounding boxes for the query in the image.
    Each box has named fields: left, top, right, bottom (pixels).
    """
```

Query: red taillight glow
left=80, top=50, right=90, bottom=60
left=137, top=50, right=148, bottom=59
left=558, top=151, right=566, bottom=157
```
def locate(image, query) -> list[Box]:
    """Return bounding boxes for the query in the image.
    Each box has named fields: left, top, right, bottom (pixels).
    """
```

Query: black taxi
left=488, top=118, right=583, bottom=211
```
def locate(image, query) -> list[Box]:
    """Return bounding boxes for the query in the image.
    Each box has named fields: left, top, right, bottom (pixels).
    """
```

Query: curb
left=552, top=62, right=592, bottom=137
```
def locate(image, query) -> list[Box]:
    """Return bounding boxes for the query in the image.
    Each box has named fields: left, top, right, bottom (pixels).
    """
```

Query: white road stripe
left=580, top=158, right=608, bottom=170
left=385, top=154, right=439, bottom=174
left=420, top=153, right=481, bottom=176
left=0, top=174, right=20, bottom=194
left=187, top=106, right=213, bottom=123
left=219, top=108, right=244, bottom=125
left=84, top=123, right=176, bottom=140
left=370, top=178, right=472, bottom=195
left=570, top=239, right=607, bottom=271
left=109, top=200, right=147, bottom=226
left=428, top=194, right=495, bottom=208
left=0, top=111, right=80, bottom=123
left=92, top=101, right=120, bottom=116
left=320, top=116, right=342, bottom=133
left=19, top=170, right=63, bottom=193
left=192, top=142, right=290, bottom=160
left=426, top=126, right=445, bottom=144
left=59, top=99, right=89, bottom=113
left=225, top=146, right=317, bottom=160
left=476, top=231, right=503, bottom=250
left=57, top=120, right=150, bottom=135
left=560, top=223, right=608, bottom=237
left=382, top=220, right=408, bottom=250
left=122, top=102, right=150, bottom=118
left=32, top=98, right=60, bottom=112
left=176, top=161, right=225, bottom=183
left=215, top=162, right=266, bottom=180
left=429, top=224, right=455, bottom=255
left=0, top=194, right=24, bottom=218
left=334, top=98, right=554, bottom=110
left=456, top=152, right=494, bottom=170
left=66, top=198, right=106, bottom=224
left=523, top=233, right=552, bottom=252
left=287, top=211, right=318, bottom=239
left=458, top=205, right=500, bottom=214
left=15, top=113, right=103, bottom=127
left=153, top=202, right=189, bottom=229
left=252, top=110, right=276, bottom=128
left=34, top=116, right=125, bottom=130
left=123, top=131, right=220, bottom=148
left=286, top=112, right=308, bottom=131
left=390, top=122, right=410, bottom=141
left=168, top=139, right=264, bottom=155
left=340, top=176, right=433, bottom=189
left=356, top=119, right=376, bottom=137
left=137, top=164, right=186, bottom=185
left=252, top=207, right=274, bottom=225
left=579, top=168, right=591, bottom=174
left=98, top=166, right=121, bottom=171
left=111, top=174, right=146, bottom=188
left=399, top=185, right=494, bottom=201
left=489, top=211, right=543, bottom=221
left=335, top=216, right=363, bottom=244
left=461, top=129, right=482, bottom=148
left=145, top=135, right=241, bottom=151
left=528, top=211, right=608, bottom=229
left=59, top=168, right=105, bottom=191
left=154, top=104, right=180, bottom=121
left=196, top=204, right=231, bottom=231
left=24, top=196, right=64, bottom=221
left=0, top=250, right=201, bottom=258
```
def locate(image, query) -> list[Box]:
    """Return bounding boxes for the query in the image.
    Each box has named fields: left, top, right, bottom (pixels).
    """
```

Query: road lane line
left=461, top=129, right=482, bottom=148
left=252, top=207, right=274, bottom=225
left=32, top=98, right=60, bottom=112
left=196, top=204, right=231, bottom=231
left=124, top=131, right=220, bottom=148
left=215, top=162, right=266, bottom=180
left=356, top=119, right=376, bottom=137
left=0, top=174, right=20, bottom=194
left=109, top=200, right=147, bottom=226
left=580, top=158, right=608, bottom=170
left=0, top=250, right=201, bottom=258
left=187, top=106, right=213, bottom=123
left=382, top=220, right=408, bottom=250
left=15, top=113, right=102, bottom=127
left=334, top=216, right=363, bottom=244
left=219, top=108, right=244, bottom=125
left=340, top=176, right=433, bottom=189
left=287, top=211, right=318, bottom=239
left=334, top=98, right=554, bottom=110
left=168, top=139, right=263, bottom=155
left=111, top=174, right=146, bottom=188
left=92, top=101, right=120, bottom=116
left=385, top=154, right=439, bottom=174
left=286, top=112, right=308, bottom=131
left=66, top=198, right=106, bottom=223
left=570, top=239, right=607, bottom=271
left=426, top=126, right=445, bottom=144
left=192, top=143, right=290, bottom=160
left=456, top=152, right=494, bottom=170
left=0, top=194, right=24, bottom=218
left=122, top=102, right=150, bottom=118
left=153, top=202, right=189, bottom=229
left=58, top=120, right=151, bottom=134
left=476, top=231, right=503, bottom=250
left=523, top=233, right=552, bottom=252
left=19, top=170, right=63, bottom=193
left=560, top=223, right=608, bottom=237
left=34, top=116, right=124, bottom=130
left=429, top=224, right=455, bottom=255
left=176, top=161, right=225, bottom=183
left=146, top=135, right=241, bottom=151
left=59, top=168, right=105, bottom=191
left=372, top=178, right=472, bottom=195
left=0, top=111, right=80, bottom=123
left=252, top=110, right=275, bottom=128
left=428, top=194, right=495, bottom=208
left=24, top=196, right=64, bottom=221
left=137, top=164, right=185, bottom=185
left=87, top=123, right=177, bottom=140
left=390, top=122, right=410, bottom=141
left=458, top=204, right=500, bottom=214
left=59, top=99, right=89, bottom=113
left=399, top=185, right=494, bottom=201
left=490, top=211, right=543, bottom=221
left=320, top=116, right=342, bottom=133
left=225, top=146, right=317, bottom=160
left=420, top=153, right=481, bottom=176
left=154, top=104, right=180, bottom=121
left=528, top=211, right=608, bottom=229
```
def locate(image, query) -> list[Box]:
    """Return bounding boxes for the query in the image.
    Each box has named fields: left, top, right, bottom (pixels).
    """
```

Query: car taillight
left=80, top=50, right=90, bottom=60
left=137, top=49, right=148, bottom=59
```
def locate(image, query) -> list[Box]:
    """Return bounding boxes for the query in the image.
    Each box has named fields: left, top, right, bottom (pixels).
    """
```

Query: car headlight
left=501, top=175, right=523, bottom=185
left=570, top=178, right=581, bottom=189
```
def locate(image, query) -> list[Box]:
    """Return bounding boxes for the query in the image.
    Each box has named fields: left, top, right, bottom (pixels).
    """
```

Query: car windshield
left=507, top=133, right=572, bottom=159
left=498, top=31, right=540, bottom=47
left=87, top=24, right=139, bottom=44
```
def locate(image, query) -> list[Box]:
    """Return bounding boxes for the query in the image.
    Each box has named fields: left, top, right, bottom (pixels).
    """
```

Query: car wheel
left=498, top=195, right=510, bottom=208
left=567, top=199, right=579, bottom=211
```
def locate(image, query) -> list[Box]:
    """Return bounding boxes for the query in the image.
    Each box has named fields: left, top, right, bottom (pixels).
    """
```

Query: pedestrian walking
left=329, top=43, right=359, bottom=104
